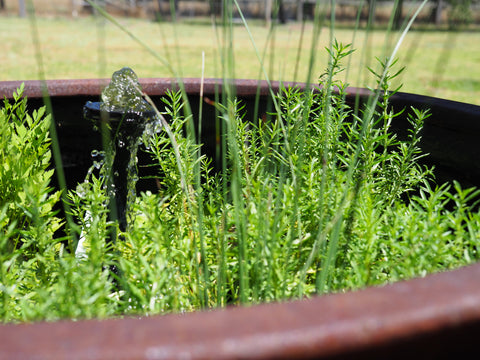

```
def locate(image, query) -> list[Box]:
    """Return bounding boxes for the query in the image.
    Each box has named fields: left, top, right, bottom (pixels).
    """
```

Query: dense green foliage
left=0, top=85, right=63, bottom=320
left=1, top=45, right=480, bottom=322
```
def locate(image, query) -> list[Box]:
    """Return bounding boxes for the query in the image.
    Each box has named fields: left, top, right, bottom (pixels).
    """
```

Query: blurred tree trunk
left=209, top=0, right=222, bottom=16
left=0, top=0, right=5, bottom=10
left=297, top=0, right=303, bottom=21
left=266, top=0, right=273, bottom=27
left=430, top=0, right=445, bottom=25
left=365, top=0, right=376, bottom=26
left=167, top=0, right=178, bottom=15
left=266, top=0, right=286, bottom=26
left=276, top=0, right=286, bottom=24
left=392, top=0, right=403, bottom=30
left=19, top=0, right=26, bottom=17
left=156, top=0, right=163, bottom=16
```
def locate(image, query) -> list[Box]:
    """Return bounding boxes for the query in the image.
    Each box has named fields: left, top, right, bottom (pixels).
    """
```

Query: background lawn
left=1, top=6, right=480, bottom=105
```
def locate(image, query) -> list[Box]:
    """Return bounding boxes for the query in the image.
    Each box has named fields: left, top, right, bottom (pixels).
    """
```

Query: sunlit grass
left=2, top=16, right=480, bottom=104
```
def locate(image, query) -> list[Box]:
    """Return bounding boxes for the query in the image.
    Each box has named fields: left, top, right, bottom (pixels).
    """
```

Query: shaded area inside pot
left=2, top=79, right=479, bottom=204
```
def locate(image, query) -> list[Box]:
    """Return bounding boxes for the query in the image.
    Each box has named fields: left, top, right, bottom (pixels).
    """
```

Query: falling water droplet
left=101, top=67, right=151, bottom=113
left=83, top=67, right=161, bottom=234
left=76, top=182, right=88, bottom=199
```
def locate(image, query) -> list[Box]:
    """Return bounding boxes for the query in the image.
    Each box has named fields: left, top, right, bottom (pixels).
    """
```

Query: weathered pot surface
left=1, top=78, right=479, bottom=359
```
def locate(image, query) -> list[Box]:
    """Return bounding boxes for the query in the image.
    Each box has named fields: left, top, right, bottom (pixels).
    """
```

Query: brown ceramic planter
left=1, top=78, right=480, bottom=359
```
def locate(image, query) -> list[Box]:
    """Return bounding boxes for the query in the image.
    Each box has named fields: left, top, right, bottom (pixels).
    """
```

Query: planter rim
left=1, top=78, right=480, bottom=359
left=2, top=77, right=480, bottom=112
left=1, top=264, right=480, bottom=359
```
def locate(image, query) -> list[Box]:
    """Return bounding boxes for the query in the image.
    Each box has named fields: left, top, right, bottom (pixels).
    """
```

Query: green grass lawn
left=1, top=15, right=480, bottom=105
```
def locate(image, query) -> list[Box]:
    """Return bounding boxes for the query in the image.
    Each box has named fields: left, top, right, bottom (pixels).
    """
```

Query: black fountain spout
left=83, top=67, right=156, bottom=233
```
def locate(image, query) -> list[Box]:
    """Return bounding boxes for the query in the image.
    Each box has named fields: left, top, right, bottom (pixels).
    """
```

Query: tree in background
left=429, top=0, right=445, bottom=25
left=392, top=0, right=403, bottom=30
left=209, top=0, right=222, bottom=16
left=275, top=0, right=286, bottom=24
left=18, top=0, right=25, bottom=17
left=266, top=0, right=286, bottom=26
left=447, top=0, right=473, bottom=28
